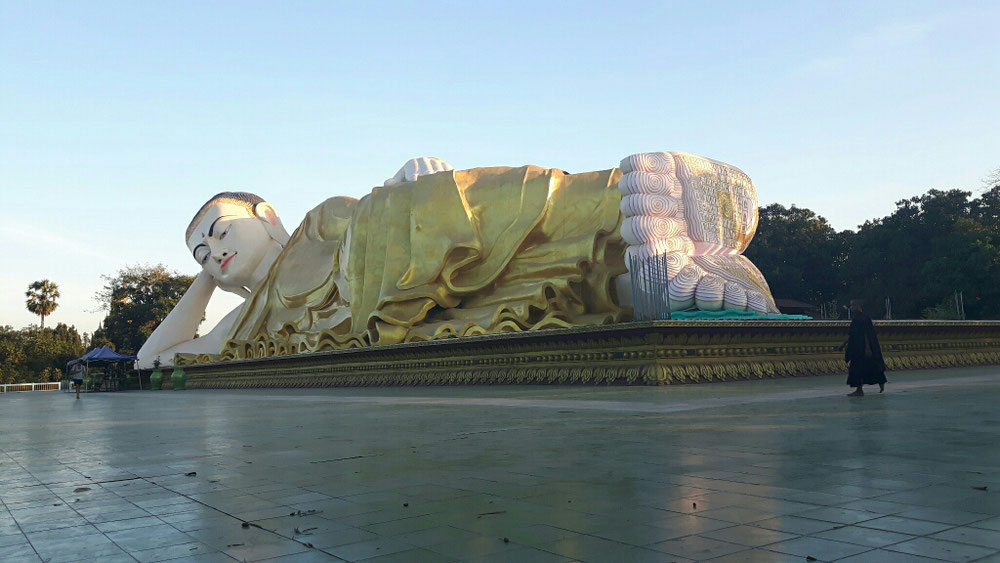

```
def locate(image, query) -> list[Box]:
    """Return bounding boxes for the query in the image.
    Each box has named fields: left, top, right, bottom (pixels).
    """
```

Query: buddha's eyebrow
left=192, top=243, right=207, bottom=260
left=208, top=215, right=234, bottom=237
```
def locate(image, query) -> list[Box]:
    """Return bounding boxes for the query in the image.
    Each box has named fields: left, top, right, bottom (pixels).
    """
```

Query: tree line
left=4, top=266, right=192, bottom=384
left=745, top=182, right=1000, bottom=319
left=0, top=324, right=86, bottom=384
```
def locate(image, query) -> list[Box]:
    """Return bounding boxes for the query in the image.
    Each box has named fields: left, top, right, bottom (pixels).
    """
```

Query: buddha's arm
left=142, top=306, right=243, bottom=367
left=137, top=271, right=217, bottom=368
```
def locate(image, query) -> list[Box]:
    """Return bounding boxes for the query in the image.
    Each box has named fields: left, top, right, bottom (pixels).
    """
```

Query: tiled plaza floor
left=2, top=366, right=999, bottom=562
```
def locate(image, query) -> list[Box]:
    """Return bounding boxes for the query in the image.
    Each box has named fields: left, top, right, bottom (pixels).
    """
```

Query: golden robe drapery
left=221, top=165, right=627, bottom=360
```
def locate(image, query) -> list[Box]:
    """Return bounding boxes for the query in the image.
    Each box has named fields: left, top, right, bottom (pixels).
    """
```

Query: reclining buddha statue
left=136, top=152, right=778, bottom=369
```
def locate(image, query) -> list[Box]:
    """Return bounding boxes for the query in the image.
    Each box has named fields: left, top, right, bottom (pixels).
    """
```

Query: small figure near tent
left=841, top=299, right=887, bottom=396
left=70, top=363, right=85, bottom=399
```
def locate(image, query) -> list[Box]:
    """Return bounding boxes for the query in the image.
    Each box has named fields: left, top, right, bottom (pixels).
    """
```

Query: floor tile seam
left=878, top=539, right=999, bottom=561
left=640, top=486, right=846, bottom=510
left=893, top=513, right=999, bottom=527
left=44, top=476, right=157, bottom=549
left=868, top=482, right=967, bottom=495
left=136, top=474, right=349, bottom=561
left=672, top=478, right=860, bottom=501
left=383, top=532, right=502, bottom=557
left=65, top=475, right=146, bottom=489
left=48, top=472, right=222, bottom=559
left=854, top=518, right=963, bottom=536
left=552, top=526, right=682, bottom=549
left=668, top=527, right=806, bottom=550
left=752, top=543, right=879, bottom=562
left=812, top=506, right=966, bottom=525
left=505, top=536, right=634, bottom=560
left=923, top=530, right=1000, bottom=551
left=698, top=524, right=812, bottom=549
left=0, top=488, right=42, bottom=562
left=858, top=489, right=975, bottom=508
left=643, top=532, right=760, bottom=558
left=827, top=504, right=920, bottom=520
left=701, top=545, right=796, bottom=562
left=814, top=527, right=926, bottom=549
left=1, top=454, right=101, bottom=560
left=581, top=518, right=757, bottom=547
left=823, top=482, right=927, bottom=494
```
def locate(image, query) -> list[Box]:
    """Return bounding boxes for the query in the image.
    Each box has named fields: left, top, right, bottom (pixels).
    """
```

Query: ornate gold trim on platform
left=181, top=320, right=1000, bottom=388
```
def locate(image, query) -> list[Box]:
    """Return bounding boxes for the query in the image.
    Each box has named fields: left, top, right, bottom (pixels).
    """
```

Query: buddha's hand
left=384, top=157, right=455, bottom=186
left=201, top=271, right=251, bottom=299
left=619, top=151, right=778, bottom=314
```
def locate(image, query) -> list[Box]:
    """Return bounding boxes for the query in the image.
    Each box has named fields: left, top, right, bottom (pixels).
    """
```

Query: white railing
left=0, top=382, right=62, bottom=393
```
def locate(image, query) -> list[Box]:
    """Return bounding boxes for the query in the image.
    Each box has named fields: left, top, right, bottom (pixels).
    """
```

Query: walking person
left=70, top=363, right=85, bottom=399
left=843, top=299, right=887, bottom=396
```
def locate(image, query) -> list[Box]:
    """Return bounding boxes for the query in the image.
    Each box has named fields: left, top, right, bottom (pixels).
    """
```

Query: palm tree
left=26, top=279, right=60, bottom=328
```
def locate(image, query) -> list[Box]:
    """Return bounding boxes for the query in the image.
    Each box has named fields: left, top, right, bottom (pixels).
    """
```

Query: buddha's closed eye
left=193, top=244, right=209, bottom=264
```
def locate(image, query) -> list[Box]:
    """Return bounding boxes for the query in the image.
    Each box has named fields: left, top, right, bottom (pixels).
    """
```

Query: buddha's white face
left=186, top=201, right=275, bottom=289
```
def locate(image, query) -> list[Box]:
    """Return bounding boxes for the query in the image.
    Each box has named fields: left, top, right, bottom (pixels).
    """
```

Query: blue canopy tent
left=67, top=346, right=138, bottom=390
left=68, top=346, right=136, bottom=366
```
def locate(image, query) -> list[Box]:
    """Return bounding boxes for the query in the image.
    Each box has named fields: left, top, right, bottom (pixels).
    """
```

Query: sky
left=2, top=0, right=999, bottom=336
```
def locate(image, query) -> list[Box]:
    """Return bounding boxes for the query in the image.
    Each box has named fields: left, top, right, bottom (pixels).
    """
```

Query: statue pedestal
left=178, top=320, right=1000, bottom=388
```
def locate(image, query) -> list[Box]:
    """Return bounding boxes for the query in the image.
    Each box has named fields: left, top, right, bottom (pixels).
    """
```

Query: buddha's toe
left=695, top=275, right=726, bottom=311
left=746, top=290, right=771, bottom=314
left=722, top=282, right=749, bottom=311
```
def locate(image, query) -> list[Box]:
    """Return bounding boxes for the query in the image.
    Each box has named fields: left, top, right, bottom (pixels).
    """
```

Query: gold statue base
left=182, top=320, right=1000, bottom=388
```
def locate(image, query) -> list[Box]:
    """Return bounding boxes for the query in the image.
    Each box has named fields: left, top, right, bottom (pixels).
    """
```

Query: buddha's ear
left=254, top=202, right=290, bottom=245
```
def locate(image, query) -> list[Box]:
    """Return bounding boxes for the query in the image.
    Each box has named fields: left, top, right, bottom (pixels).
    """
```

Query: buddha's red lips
left=221, top=253, right=237, bottom=270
